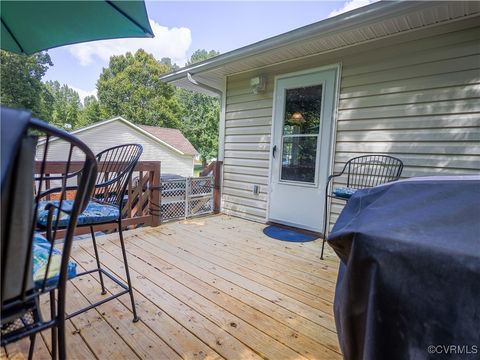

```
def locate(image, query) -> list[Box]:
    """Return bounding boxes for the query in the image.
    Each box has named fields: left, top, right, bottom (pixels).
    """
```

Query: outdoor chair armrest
left=42, top=202, right=71, bottom=240
left=38, top=185, right=79, bottom=200
left=37, top=185, right=91, bottom=215
left=325, top=172, right=343, bottom=191
left=35, top=169, right=83, bottom=182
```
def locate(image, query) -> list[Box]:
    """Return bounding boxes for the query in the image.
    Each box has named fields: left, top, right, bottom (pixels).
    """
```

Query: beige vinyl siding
left=222, top=24, right=480, bottom=226
left=223, top=78, right=274, bottom=222
left=39, top=120, right=194, bottom=177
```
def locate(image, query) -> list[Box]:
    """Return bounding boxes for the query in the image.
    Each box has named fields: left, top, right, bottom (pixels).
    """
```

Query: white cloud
left=329, top=0, right=377, bottom=18
left=70, top=86, right=97, bottom=103
left=68, top=18, right=192, bottom=66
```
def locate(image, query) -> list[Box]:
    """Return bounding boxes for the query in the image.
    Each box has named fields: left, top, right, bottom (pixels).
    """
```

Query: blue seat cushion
left=333, top=187, right=358, bottom=199
left=33, top=233, right=77, bottom=288
left=37, top=200, right=120, bottom=227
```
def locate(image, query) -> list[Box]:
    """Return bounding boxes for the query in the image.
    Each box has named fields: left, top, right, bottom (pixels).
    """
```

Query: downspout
left=186, top=72, right=225, bottom=162
left=187, top=72, right=226, bottom=213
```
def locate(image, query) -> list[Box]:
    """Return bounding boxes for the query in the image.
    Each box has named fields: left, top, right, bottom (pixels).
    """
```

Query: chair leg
left=321, top=195, right=329, bottom=260
left=90, top=226, right=107, bottom=295
left=49, top=291, right=57, bottom=360
left=57, top=316, right=66, bottom=360
left=28, top=334, right=36, bottom=360
left=57, top=292, right=67, bottom=360
left=117, top=220, right=140, bottom=322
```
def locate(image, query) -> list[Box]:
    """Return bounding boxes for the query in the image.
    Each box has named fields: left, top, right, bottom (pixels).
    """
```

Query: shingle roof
left=139, top=125, right=198, bottom=156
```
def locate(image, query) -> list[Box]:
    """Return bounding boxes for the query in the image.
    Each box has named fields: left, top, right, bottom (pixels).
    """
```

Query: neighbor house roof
left=138, top=125, right=198, bottom=156
left=43, top=116, right=197, bottom=156
left=160, top=1, right=480, bottom=95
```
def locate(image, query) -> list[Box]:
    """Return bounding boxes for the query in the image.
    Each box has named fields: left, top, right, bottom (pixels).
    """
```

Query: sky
left=43, top=0, right=376, bottom=102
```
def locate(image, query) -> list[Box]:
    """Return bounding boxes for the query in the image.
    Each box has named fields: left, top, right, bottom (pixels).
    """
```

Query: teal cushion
left=33, top=233, right=76, bottom=288
left=334, top=187, right=358, bottom=199
left=37, top=200, right=120, bottom=227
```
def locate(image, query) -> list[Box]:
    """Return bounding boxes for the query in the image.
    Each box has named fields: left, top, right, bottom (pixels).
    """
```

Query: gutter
left=187, top=73, right=222, bottom=96
left=160, top=1, right=422, bottom=83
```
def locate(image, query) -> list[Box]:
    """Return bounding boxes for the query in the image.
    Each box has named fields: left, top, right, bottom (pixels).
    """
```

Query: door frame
left=266, top=63, right=342, bottom=230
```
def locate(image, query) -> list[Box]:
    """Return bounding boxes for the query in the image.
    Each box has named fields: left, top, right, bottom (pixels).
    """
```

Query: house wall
left=38, top=120, right=194, bottom=177
left=222, top=23, right=480, bottom=227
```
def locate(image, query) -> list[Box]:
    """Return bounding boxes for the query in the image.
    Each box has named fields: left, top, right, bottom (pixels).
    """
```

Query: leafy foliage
left=97, top=49, right=181, bottom=128
left=78, top=95, right=103, bottom=128
left=0, top=47, right=222, bottom=167
left=186, top=49, right=219, bottom=66
left=0, top=50, right=52, bottom=118
left=178, top=49, right=221, bottom=165
left=43, top=80, right=82, bottom=129
left=178, top=89, right=219, bottom=165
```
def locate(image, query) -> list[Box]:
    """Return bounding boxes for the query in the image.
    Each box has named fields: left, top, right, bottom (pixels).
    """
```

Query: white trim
left=274, top=63, right=341, bottom=82
left=40, top=116, right=190, bottom=156
left=219, top=76, right=227, bottom=213
left=160, top=2, right=479, bottom=94
left=265, top=75, right=278, bottom=222
left=218, top=77, right=227, bottom=161
left=266, top=63, right=341, bottom=230
left=160, top=1, right=420, bottom=84
left=325, top=62, right=342, bottom=234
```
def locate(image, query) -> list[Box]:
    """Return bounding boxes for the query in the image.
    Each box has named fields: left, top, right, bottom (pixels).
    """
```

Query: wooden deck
left=4, top=215, right=341, bottom=360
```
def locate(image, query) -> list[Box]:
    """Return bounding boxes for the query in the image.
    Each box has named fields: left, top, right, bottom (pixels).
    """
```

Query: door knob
left=272, top=145, right=277, bottom=158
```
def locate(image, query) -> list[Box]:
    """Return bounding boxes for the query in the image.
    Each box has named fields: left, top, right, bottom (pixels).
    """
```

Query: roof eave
left=38, top=116, right=196, bottom=156
left=160, top=1, right=415, bottom=85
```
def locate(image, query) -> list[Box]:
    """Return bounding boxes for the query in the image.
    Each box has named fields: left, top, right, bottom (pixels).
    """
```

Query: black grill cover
left=328, top=176, right=480, bottom=360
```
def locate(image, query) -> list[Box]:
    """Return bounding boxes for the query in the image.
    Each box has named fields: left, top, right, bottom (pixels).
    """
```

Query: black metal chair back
left=343, top=155, right=404, bottom=189
left=93, top=144, right=143, bottom=207
left=321, top=154, right=403, bottom=260
left=1, top=108, right=97, bottom=358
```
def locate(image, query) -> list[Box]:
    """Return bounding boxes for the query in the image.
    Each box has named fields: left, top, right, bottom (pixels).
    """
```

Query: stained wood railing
left=34, top=161, right=161, bottom=236
left=200, top=160, right=222, bottom=214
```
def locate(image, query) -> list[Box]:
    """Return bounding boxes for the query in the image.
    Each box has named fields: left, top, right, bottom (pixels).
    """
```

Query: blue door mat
left=263, top=225, right=318, bottom=242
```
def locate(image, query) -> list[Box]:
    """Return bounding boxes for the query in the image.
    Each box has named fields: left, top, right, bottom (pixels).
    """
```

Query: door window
left=280, top=84, right=323, bottom=183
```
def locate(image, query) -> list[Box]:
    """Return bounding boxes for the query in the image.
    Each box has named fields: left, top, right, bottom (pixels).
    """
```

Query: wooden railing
left=200, top=160, right=222, bottom=214
left=34, top=161, right=161, bottom=236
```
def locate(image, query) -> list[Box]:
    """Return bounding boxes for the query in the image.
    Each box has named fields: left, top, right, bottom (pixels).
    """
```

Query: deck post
left=213, top=161, right=223, bottom=214
left=149, top=161, right=161, bottom=227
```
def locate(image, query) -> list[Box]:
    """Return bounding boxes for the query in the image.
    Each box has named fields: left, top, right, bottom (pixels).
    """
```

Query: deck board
left=3, top=215, right=341, bottom=360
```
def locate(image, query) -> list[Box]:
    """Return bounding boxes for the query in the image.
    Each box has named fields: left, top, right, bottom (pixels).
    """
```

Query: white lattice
left=161, top=176, right=213, bottom=222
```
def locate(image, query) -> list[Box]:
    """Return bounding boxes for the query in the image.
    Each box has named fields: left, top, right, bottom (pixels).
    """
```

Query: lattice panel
left=161, top=202, right=186, bottom=220
left=161, top=179, right=186, bottom=222
left=188, top=197, right=213, bottom=216
left=160, top=176, right=214, bottom=222
left=190, top=177, right=213, bottom=196
left=161, top=179, right=186, bottom=197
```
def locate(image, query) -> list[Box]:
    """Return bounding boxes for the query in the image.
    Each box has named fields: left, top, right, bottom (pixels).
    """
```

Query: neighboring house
left=161, top=1, right=480, bottom=232
left=40, top=117, right=198, bottom=177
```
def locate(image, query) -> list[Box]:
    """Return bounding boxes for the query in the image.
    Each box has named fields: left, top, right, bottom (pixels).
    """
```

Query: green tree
left=159, top=57, right=179, bottom=71
left=0, top=50, right=52, bottom=117
left=186, top=49, right=219, bottom=66
left=44, top=81, right=82, bottom=129
left=97, top=49, right=181, bottom=128
left=78, top=95, right=103, bottom=128
left=178, top=49, right=220, bottom=166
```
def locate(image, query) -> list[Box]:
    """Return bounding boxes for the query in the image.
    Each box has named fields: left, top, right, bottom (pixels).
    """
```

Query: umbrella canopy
left=1, top=1, right=154, bottom=55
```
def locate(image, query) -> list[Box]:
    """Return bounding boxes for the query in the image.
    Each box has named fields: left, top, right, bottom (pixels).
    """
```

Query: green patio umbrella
left=0, top=1, right=154, bottom=55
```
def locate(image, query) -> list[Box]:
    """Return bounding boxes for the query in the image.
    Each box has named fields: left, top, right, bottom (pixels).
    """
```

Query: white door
left=268, top=67, right=337, bottom=232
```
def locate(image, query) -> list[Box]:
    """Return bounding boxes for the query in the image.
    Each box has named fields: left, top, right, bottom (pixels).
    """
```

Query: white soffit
left=161, top=1, right=480, bottom=94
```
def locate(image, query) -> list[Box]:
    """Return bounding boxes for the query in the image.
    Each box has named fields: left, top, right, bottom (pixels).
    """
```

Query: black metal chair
left=1, top=108, right=97, bottom=360
left=37, top=144, right=143, bottom=323
left=321, top=155, right=403, bottom=259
